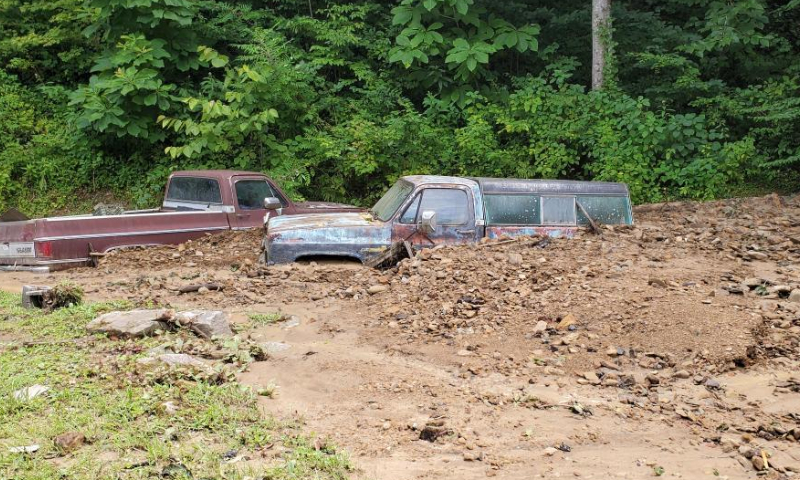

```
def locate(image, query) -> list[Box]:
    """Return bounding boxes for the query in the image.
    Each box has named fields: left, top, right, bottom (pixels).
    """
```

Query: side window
left=576, top=196, right=632, bottom=225
left=166, top=177, right=222, bottom=204
left=485, top=195, right=540, bottom=225
left=418, top=189, right=470, bottom=225
left=235, top=180, right=275, bottom=210
left=541, top=196, right=576, bottom=225
left=399, top=194, right=421, bottom=224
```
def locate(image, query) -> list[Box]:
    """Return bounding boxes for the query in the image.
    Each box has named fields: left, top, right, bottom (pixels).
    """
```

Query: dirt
left=2, top=193, right=800, bottom=479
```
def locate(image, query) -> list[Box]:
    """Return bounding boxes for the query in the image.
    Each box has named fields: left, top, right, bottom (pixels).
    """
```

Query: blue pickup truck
left=261, top=175, right=633, bottom=266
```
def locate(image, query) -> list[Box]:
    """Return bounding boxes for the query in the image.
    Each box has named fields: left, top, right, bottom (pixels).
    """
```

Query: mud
left=2, top=193, right=800, bottom=479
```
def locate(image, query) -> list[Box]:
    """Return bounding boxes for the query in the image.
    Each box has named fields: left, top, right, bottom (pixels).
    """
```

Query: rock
left=752, top=455, right=766, bottom=471
left=789, top=289, right=800, bottom=303
left=456, top=349, right=473, bottom=357
left=557, top=314, right=578, bottom=331
left=543, top=447, right=559, bottom=456
left=463, top=450, right=484, bottom=461
left=601, top=377, right=618, bottom=387
left=507, top=253, right=523, bottom=265
left=368, top=285, right=389, bottom=295
left=742, top=278, right=764, bottom=288
left=174, top=310, right=232, bottom=339
left=161, top=401, right=180, bottom=414
left=54, top=432, right=85, bottom=452
left=419, top=420, right=450, bottom=442
left=582, top=371, right=601, bottom=385
left=156, top=353, right=209, bottom=368
left=533, top=320, right=548, bottom=334
left=646, top=374, right=660, bottom=386
left=21, top=285, right=51, bottom=309
left=618, top=374, right=637, bottom=388
left=672, top=370, right=691, bottom=379
left=739, top=446, right=756, bottom=459
left=648, top=278, right=667, bottom=288
left=13, top=384, right=49, bottom=401
left=8, top=445, right=39, bottom=454
left=86, top=309, right=171, bottom=338
left=605, top=346, right=621, bottom=356
left=747, top=251, right=769, bottom=261
left=704, top=378, right=721, bottom=389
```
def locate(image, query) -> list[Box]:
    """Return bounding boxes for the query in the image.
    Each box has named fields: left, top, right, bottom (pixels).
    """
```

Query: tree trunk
left=592, top=0, right=611, bottom=90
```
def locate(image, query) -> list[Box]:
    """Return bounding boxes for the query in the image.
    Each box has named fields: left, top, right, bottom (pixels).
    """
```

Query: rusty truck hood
left=266, top=212, right=393, bottom=264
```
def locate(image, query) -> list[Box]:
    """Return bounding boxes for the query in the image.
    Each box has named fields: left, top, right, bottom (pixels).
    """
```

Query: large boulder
left=86, top=309, right=171, bottom=338
left=174, top=310, right=233, bottom=339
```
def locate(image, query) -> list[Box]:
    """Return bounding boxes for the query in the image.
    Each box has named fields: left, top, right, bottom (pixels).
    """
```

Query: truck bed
left=1, top=210, right=232, bottom=271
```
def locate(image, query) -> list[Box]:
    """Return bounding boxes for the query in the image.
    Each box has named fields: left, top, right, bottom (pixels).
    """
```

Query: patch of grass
left=257, top=381, right=279, bottom=398
left=247, top=313, right=285, bottom=326
left=0, top=292, right=351, bottom=480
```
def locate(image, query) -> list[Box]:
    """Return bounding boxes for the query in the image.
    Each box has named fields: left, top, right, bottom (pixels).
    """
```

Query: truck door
left=230, top=178, right=289, bottom=229
left=395, top=187, right=480, bottom=247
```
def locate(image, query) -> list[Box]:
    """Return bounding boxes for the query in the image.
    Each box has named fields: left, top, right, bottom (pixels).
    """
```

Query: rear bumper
left=0, top=257, right=90, bottom=272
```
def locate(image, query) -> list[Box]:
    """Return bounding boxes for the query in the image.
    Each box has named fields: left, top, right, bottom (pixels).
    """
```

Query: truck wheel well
left=295, top=254, right=363, bottom=265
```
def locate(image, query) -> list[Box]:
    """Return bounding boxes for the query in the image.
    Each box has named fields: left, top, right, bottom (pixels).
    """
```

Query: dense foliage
left=1, top=0, right=799, bottom=214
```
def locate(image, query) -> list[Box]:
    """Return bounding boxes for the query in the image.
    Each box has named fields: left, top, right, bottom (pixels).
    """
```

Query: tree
left=592, top=0, right=611, bottom=90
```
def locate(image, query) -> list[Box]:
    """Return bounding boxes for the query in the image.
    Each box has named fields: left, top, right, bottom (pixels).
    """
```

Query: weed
left=0, top=292, right=349, bottom=480
left=247, top=313, right=284, bottom=326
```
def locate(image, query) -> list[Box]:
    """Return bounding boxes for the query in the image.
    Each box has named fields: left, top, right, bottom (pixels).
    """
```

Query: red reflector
left=35, top=241, right=52, bottom=257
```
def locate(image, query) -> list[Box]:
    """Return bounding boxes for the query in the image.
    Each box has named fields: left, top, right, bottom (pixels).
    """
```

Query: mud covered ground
left=2, top=194, right=800, bottom=479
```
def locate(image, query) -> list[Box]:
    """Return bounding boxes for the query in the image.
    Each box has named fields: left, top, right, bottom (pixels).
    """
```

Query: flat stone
left=86, top=309, right=171, bottom=338
left=368, top=285, right=389, bottom=295
left=533, top=320, right=548, bottom=334
left=673, top=370, right=691, bottom=379
left=543, top=447, right=559, bottom=456
left=582, top=371, right=601, bottom=385
left=742, top=278, right=764, bottom=288
left=174, top=310, right=232, bottom=339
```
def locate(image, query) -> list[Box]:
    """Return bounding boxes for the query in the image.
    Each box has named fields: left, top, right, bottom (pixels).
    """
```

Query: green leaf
left=392, top=6, right=413, bottom=25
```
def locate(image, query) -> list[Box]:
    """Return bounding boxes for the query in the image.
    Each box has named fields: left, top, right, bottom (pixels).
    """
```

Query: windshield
left=371, top=180, right=413, bottom=221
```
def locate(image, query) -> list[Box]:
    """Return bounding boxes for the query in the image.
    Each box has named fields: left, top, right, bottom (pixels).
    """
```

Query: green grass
left=247, top=313, right=285, bottom=326
left=0, top=292, right=351, bottom=480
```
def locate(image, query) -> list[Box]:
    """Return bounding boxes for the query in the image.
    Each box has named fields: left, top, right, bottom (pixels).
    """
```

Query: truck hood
left=293, top=201, right=362, bottom=211
left=268, top=212, right=379, bottom=234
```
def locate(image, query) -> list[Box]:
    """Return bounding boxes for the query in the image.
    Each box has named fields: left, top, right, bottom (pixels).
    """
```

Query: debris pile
left=99, top=229, right=263, bottom=271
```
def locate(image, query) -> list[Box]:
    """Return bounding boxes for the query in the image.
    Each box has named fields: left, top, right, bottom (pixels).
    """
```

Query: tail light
left=35, top=241, right=52, bottom=258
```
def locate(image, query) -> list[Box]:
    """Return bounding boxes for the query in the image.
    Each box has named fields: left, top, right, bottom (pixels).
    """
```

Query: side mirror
left=420, top=210, right=437, bottom=234
left=263, top=197, right=282, bottom=210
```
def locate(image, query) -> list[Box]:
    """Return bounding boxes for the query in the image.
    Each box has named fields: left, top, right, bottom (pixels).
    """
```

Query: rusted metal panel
left=485, top=226, right=578, bottom=239
left=266, top=212, right=392, bottom=265
left=473, top=177, right=630, bottom=196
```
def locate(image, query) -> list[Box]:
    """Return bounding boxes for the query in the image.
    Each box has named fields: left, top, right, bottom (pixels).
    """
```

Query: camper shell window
left=484, top=195, right=540, bottom=225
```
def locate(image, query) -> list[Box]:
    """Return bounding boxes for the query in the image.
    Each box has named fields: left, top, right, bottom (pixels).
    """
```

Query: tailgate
left=0, top=220, right=37, bottom=258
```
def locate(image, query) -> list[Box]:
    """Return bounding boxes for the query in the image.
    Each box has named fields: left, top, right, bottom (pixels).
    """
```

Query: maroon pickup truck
left=0, top=170, right=358, bottom=272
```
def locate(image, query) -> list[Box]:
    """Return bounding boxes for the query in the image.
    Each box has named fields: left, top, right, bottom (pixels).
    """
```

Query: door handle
left=456, top=229, right=476, bottom=234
